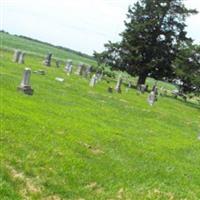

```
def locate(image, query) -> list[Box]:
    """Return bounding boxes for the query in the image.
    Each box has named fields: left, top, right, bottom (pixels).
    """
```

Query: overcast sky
left=1, top=0, right=200, bottom=55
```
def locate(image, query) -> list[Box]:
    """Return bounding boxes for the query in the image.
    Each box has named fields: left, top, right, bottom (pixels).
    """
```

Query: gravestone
left=18, top=52, right=25, bottom=64
left=55, top=77, right=64, bottom=82
left=65, top=60, right=73, bottom=75
left=43, top=53, right=52, bottom=66
left=76, top=63, right=84, bottom=75
left=13, top=50, right=21, bottom=63
left=17, top=68, right=33, bottom=95
left=152, top=84, right=158, bottom=95
left=138, top=84, right=148, bottom=94
left=34, top=70, right=46, bottom=75
left=85, top=65, right=92, bottom=77
left=115, top=76, right=122, bottom=93
left=89, top=74, right=98, bottom=87
left=148, top=91, right=156, bottom=106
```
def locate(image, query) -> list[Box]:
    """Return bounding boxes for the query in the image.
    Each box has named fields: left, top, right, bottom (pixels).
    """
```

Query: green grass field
left=0, top=33, right=200, bottom=200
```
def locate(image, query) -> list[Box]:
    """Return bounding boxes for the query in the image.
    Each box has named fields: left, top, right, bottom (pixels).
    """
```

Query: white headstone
left=65, top=60, right=73, bottom=75
left=18, top=52, right=25, bottom=64
left=89, top=74, right=98, bottom=87
left=76, top=63, right=84, bottom=75
left=55, top=77, right=64, bottom=82
left=115, top=76, right=122, bottom=93
left=148, top=91, right=156, bottom=106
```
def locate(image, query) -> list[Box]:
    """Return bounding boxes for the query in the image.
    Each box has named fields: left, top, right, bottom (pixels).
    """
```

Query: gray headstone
left=148, top=91, right=156, bottom=106
left=85, top=65, right=92, bottom=77
left=34, top=70, right=46, bottom=75
left=43, top=53, right=52, bottom=66
left=138, top=84, right=147, bottom=94
left=17, top=68, right=33, bottom=95
left=89, top=74, right=98, bottom=87
left=115, top=76, right=122, bottom=93
left=18, top=52, right=25, bottom=64
left=76, top=63, right=84, bottom=75
left=65, top=60, right=73, bottom=75
left=13, top=50, right=21, bottom=63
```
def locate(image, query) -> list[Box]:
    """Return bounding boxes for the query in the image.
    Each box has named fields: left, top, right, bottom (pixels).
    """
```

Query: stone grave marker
left=34, top=70, right=46, bottom=75
left=89, top=74, right=98, bottom=87
left=13, top=50, right=21, bottom=63
left=55, top=77, right=64, bottom=82
left=65, top=60, right=73, bottom=75
left=76, top=63, right=84, bottom=75
left=43, top=53, right=52, bottom=66
left=17, top=68, right=34, bottom=95
left=18, top=52, right=25, bottom=64
left=115, top=76, right=122, bottom=93
left=148, top=91, right=156, bottom=106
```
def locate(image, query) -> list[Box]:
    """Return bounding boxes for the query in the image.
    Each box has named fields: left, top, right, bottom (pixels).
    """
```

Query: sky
left=1, top=0, right=200, bottom=55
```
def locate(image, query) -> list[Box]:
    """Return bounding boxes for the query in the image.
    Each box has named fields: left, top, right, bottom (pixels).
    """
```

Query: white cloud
left=1, top=0, right=200, bottom=55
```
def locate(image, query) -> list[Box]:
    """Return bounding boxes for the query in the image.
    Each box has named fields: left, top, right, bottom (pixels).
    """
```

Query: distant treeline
left=0, top=30, right=94, bottom=60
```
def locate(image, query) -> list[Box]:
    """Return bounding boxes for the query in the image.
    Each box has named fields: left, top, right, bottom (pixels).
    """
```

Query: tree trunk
left=137, top=73, right=147, bottom=86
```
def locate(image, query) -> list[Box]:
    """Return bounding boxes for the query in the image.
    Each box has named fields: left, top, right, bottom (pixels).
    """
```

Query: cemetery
left=0, top=31, right=200, bottom=200
left=0, top=0, right=200, bottom=199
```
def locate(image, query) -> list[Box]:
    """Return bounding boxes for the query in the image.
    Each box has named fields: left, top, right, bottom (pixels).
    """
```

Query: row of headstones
left=14, top=50, right=96, bottom=77
left=14, top=51, right=64, bottom=68
left=14, top=50, right=158, bottom=105
left=13, top=50, right=25, bottom=64
left=17, top=67, right=158, bottom=106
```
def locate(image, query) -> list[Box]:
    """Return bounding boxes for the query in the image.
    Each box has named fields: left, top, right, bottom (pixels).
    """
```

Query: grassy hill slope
left=0, top=32, right=96, bottom=66
left=0, top=36, right=200, bottom=200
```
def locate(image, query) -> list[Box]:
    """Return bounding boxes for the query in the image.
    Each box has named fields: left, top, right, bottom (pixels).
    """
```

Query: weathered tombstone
left=138, top=84, right=147, bottom=94
left=85, top=65, right=92, bottom=77
left=13, top=50, right=21, bottom=63
left=43, top=53, right=52, bottom=66
left=76, top=63, right=84, bottom=75
left=89, top=74, right=98, bottom=87
left=34, top=70, right=46, bottom=75
left=18, top=52, right=25, bottom=64
left=152, top=86, right=158, bottom=95
left=108, top=87, right=113, bottom=93
left=55, top=77, right=64, bottom=82
left=17, top=68, right=33, bottom=95
left=148, top=91, right=156, bottom=106
left=65, top=60, right=73, bottom=75
left=56, top=60, right=60, bottom=68
left=115, top=76, right=122, bottom=93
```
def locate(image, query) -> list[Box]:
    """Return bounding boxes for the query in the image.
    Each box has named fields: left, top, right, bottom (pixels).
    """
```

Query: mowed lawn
left=0, top=44, right=200, bottom=199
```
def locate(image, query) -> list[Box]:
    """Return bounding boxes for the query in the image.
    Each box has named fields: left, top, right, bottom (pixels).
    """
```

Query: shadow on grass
left=164, top=95, right=200, bottom=110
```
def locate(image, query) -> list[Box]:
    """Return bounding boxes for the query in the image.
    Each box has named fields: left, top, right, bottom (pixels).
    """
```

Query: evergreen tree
left=175, top=43, right=200, bottom=94
left=94, top=0, right=197, bottom=85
